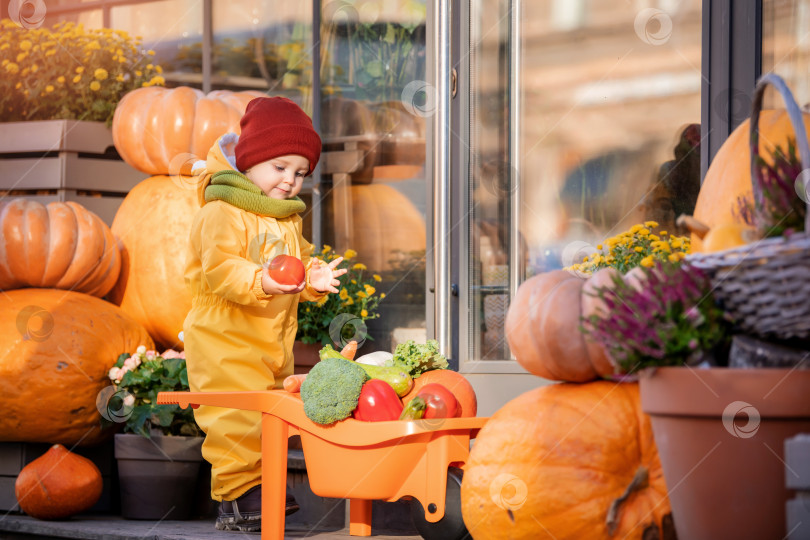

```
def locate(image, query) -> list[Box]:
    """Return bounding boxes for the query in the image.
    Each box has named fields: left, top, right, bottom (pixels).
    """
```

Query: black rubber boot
left=215, top=485, right=299, bottom=532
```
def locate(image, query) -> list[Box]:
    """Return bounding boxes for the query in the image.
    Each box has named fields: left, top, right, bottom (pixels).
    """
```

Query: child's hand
left=309, top=256, right=347, bottom=294
left=261, top=266, right=305, bottom=296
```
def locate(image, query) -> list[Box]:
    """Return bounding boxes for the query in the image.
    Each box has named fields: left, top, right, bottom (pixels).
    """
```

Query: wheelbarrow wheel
left=409, top=467, right=470, bottom=540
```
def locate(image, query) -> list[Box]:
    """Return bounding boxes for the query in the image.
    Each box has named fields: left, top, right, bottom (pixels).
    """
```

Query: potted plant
left=294, top=246, right=384, bottom=371
left=581, top=76, right=810, bottom=540
left=106, top=346, right=206, bottom=520
left=0, top=18, right=165, bottom=224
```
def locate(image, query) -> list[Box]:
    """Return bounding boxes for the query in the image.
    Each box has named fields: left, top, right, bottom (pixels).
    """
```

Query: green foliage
left=105, top=347, right=202, bottom=438
left=391, top=339, right=448, bottom=378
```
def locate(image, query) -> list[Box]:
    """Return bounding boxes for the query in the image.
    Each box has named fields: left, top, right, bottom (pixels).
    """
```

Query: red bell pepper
left=352, top=379, right=403, bottom=421
left=416, top=383, right=459, bottom=419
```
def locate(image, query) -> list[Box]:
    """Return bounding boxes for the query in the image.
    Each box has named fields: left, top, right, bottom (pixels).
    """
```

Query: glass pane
left=211, top=1, right=312, bottom=99
left=763, top=0, right=810, bottom=107
left=111, top=0, right=203, bottom=87
left=319, top=0, right=428, bottom=353
left=467, top=0, right=703, bottom=363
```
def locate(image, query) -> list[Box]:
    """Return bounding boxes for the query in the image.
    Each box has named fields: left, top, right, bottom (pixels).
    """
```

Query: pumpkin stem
left=606, top=466, right=650, bottom=536
left=676, top=214, right=710, bottom=239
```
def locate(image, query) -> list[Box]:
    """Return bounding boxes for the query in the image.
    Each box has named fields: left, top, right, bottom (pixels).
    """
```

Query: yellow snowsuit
left=183, top=134, right=325, bottom=501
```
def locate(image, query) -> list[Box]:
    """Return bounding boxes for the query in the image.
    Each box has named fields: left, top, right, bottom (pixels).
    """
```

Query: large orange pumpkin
left=505, top=268, right=616, bottom=382
left=0, top=288, right=153, bottom=446
left=692, top=109, right=810, bottom=251
left=0, top=199, right=121, bottom=297
left=112, top=86, right=264, bottom=176
left=109, top=175, right=199, bottom=350
left=15, top=444, right=102, bottom=519
left=461, top=381, right=673, bottom=539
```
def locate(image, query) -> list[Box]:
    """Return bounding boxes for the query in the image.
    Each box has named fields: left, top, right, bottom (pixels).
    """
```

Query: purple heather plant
left=581, top=262, right=729, bottom=375
left=734, top=137, right=806, bottom=237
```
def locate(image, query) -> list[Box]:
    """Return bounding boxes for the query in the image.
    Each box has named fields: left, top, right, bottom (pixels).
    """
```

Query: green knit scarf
left=205, top=170, right=306, bottom=217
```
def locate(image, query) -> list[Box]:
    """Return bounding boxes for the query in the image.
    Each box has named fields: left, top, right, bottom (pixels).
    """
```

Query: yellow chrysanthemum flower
left=644, top=221, right=659, bottom=228
left=373, top=274, right=381, bottom=282
left=380, top=293, right=386, bottom=299
left=364, top=284, right=375, bottom=296
left=343, top=298, right=354, bottom=306
left=57, top=76, right=65, bottom=83
left=75, top=66, right=84, bottom=74
left=19, top=40, right=32, bottom=51
left=90, top=81, right=101, bottom=91
left=343, top=249, right=357, bottom=259
left=316, top=295, right=328, bottom=306
left=339, top=288, right=348, bottom=300
left=45, top=85, right=54, bottom=93
left=5, top=62, right=19, bottom=74
left=116, top=74, right=124, bottom=82
left=640, top=256, right=655, bottom=268
left=94, top=68, right=108, bottom=80
left=357, top=291, right=367, bottom=299
left=321, top=245, right=332, bottom=255
left=361, top=309, right=368, bottom=318
left=352, top=263, right=366, bottom=271
left=73, top=75, right=82, bottom=83
left=16, top=52, right=26, bottom=62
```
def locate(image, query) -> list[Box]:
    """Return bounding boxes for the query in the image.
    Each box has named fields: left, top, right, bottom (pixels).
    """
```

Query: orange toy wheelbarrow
left=156, top=390, right=488, bottom=540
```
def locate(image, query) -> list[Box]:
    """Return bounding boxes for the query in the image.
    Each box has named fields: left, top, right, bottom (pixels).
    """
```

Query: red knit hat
left=235, top=97, right=322, bottom=175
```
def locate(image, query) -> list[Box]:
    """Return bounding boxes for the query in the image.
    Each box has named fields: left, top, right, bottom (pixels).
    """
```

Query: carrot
left=340, top=340, right=358, bottom=360
left=283, top=374, right=307, bottom=393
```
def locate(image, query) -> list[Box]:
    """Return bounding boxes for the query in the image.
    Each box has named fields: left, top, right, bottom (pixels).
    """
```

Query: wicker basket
left=687, top=73, right=810, bottom=340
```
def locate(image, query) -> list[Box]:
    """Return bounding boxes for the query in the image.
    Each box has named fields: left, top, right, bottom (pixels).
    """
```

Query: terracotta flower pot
left=640, top=367, right=810, bottom=540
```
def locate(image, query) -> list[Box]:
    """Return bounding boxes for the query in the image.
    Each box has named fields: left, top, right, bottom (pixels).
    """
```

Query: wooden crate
left=0, top=120, right=146, bottom=226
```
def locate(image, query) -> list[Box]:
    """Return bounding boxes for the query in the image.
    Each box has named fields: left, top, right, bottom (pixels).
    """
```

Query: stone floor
left=0, top=514, right=424, bottom=540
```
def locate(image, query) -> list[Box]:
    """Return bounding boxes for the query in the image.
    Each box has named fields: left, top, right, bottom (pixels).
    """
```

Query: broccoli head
left=300, top=356, right=369, bottom=425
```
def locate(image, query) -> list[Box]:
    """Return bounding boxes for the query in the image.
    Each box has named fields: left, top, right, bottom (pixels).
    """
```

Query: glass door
left=459, top=0, right=704, bottom=380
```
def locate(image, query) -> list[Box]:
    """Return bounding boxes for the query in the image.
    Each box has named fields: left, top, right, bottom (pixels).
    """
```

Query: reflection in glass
left=763, top=0, right=810, bottom=107
left=467, top=0, right=703, bottom=363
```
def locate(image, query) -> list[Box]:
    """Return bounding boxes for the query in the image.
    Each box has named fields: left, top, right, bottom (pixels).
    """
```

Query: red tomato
left=416, top=383, right=459, bottom=419
left=268, top=255, right=305, bottom=285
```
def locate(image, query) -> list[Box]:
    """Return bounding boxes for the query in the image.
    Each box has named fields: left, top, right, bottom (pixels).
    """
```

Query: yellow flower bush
left=566, top=221, right=691, bottom=275
left=0, top=19, right=165, bottom=125
left=296, top=246, right=384, bottom=346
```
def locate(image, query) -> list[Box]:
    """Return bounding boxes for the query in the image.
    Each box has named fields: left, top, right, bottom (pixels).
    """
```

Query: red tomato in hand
left=416, top=383, right=459, bottom=419
left=268, top=255, right=305, bottom=286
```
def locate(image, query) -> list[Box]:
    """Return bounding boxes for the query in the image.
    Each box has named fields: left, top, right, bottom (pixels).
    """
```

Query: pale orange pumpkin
left=109, top=175, right=200, bottom=349
left=0, top=199, right=121, bottom=297
left=505, top=268, right=617, bottom=382
left=112, top=86, right=265, bottom=176
left=339, top=184, right=427, bottom=272
left=401, top=369, right=477, bottom=417
left=461, top=381, right=673, bottom=540
left=692, top=109, right=810, bottom=251
left=15, top=444, right=102, bottom=519
left=0, top=288, right=153, bottom=446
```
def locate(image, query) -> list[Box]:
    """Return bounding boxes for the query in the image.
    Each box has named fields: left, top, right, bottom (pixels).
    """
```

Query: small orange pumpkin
left=0, top=199, right=121, bottom=297
left=112, top=86, right=264, bottom=176
left=109, top=175, right=200, bottom=349
left=461, top=381, right=673, bottom=539
left=692, top=109, right=810, bottom=251
left=401, top=369, right=477, bottom=417
left=0, top=288, right=153, bottom=446
left=15, top=444, right=103, bottom=519
left=505, top=269, right=616, bottom=382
